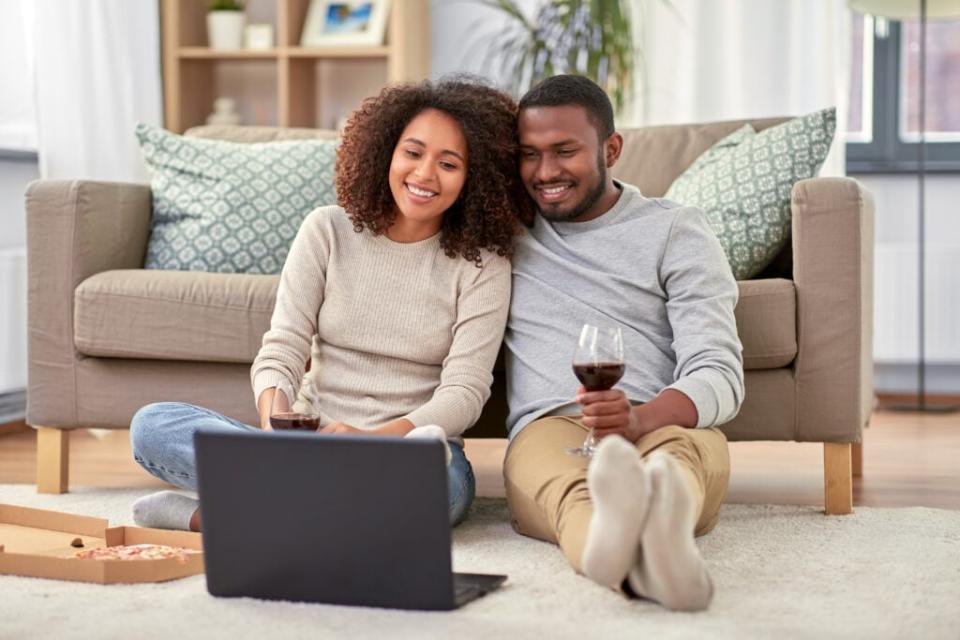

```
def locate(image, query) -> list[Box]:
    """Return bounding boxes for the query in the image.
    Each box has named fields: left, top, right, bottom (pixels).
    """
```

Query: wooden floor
left=0, top=409, right=957, bottom=509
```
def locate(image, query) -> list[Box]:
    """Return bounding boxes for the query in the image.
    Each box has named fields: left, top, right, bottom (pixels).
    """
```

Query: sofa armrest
left=791, top=177, right=875, bottom=442
left=26, top=179, right=152, bottom=427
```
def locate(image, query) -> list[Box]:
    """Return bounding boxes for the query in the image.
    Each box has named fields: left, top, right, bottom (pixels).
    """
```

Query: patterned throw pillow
left=665, top=107, right=836, bottom=280
left=136, top=123, right=337, bottom=274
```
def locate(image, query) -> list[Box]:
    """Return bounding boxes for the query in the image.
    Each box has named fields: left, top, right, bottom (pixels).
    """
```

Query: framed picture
left=300, top=0, right=391, bottom=47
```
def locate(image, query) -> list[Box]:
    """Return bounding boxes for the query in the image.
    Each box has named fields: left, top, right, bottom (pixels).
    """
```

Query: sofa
left=25, top=118, right=874, bottom=514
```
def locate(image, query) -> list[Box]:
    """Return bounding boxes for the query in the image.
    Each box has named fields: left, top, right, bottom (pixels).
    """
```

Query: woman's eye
left=440, top=161, right=459, bottom=171
left=404, top=149, right=421, bottom=158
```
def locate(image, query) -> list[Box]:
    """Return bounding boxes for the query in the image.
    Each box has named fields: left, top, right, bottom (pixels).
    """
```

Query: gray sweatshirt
left=505, top=182, right=745, bottom=438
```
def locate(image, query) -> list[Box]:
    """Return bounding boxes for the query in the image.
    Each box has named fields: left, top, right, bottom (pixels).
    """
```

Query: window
left=846, top=14, right=960, bottom=173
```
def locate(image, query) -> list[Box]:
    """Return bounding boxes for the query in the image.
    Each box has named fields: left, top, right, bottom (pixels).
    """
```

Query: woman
left=130, top=78, right=533, bottom=531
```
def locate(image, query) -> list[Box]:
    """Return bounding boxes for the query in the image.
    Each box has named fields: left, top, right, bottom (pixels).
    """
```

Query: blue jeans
left=130, top=402, right=476, bottom=526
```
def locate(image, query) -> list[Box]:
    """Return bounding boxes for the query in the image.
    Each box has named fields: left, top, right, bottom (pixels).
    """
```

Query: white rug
left=1, top=485, right=958, bottom=640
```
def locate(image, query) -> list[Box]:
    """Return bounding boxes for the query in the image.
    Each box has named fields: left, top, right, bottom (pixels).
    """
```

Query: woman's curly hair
left=335, top=76, right=535, bottom=266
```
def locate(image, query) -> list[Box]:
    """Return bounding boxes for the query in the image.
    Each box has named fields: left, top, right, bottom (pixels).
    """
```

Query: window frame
left=846, top=20, right=960, bottom=174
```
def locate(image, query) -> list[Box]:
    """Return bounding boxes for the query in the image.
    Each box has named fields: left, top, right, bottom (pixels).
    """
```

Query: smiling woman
left=128, top=77, right=534, bottom=535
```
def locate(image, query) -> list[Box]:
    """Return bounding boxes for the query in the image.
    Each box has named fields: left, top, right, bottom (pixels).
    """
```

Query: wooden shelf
left=161, top=0, right=430, bottom=132
left=284, top=46, right=391, bottom=59
left=179, top=47, right=279, bottom=59
left=177, top=46, right=391, bottom=60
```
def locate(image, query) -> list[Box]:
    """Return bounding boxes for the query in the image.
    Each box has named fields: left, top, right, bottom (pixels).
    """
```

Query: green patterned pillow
left=136, top=124, right=337, bottom=274
left=665, top=107, right=836, bottom=280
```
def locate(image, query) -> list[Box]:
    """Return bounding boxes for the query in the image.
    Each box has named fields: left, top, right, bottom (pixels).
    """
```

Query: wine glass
left=269, top=388, right=320, bottom=431
left=567, top=324, right=625, bottom=457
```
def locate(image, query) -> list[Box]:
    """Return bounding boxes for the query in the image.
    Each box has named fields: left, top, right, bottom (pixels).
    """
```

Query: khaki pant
left=504, top=416, right=731, bottom=573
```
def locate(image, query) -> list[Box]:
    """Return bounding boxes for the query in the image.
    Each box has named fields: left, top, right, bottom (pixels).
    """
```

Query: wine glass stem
left=585, top=428, right=596, bottom=452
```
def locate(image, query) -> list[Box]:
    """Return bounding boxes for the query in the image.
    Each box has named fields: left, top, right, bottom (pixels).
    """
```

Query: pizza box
left=0, top=503, right=204, bottom=584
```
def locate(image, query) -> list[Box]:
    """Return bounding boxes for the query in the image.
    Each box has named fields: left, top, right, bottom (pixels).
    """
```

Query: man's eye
left=558, top=149, right=575, bottom=157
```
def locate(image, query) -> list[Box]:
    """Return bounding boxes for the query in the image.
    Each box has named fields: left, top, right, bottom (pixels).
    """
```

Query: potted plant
left=473, top=0, right=660, bottom=115
left=207, top=0, right=246, bottom=50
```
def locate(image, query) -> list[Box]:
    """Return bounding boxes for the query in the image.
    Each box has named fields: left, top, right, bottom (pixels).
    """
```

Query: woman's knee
left=130, top=402, right=189, bottom=456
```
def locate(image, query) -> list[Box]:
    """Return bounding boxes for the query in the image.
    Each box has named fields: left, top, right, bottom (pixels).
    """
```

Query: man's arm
left=578, top=207, right=744, bottom=442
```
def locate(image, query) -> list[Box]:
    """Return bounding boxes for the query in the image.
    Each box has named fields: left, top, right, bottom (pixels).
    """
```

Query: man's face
left=518, top=105, right=609, bottom=223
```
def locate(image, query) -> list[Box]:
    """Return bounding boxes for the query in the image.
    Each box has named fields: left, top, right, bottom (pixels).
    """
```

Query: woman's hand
left=320, top=422, right=367, bottom=435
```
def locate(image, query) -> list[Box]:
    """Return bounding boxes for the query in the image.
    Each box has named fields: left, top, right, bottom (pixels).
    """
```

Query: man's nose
left=534, top=156, right=561, bottom=183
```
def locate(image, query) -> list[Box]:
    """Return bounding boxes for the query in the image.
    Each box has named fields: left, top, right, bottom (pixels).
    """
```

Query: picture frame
left=300, top=0, right=391, bottom=47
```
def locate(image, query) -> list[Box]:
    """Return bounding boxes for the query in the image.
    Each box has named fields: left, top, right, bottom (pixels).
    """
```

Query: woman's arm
left=250, top=208, right=332, bottom=413
left=399, top=253, right=512, bottom=438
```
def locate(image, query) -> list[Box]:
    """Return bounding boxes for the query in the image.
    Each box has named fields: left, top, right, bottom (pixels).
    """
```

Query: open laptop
left=193, top=429, right=506, bottom=610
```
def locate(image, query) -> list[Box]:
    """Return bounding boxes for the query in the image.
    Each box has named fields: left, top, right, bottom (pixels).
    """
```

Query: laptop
left=193, top=429, right=507, bottom=610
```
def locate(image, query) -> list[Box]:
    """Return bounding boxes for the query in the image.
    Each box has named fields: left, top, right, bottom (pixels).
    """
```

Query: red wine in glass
left=269, top=412, right=320, bottom=431
left=573, top=362, right=625, bottom=391
left=567, top=324, right=625, bottom=457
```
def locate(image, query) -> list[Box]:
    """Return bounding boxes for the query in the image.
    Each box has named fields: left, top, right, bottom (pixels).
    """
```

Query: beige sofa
left=25, top=118, right=874, bottom=514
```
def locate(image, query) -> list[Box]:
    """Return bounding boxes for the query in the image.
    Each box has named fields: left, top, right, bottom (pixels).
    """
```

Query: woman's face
left=388, top=108, right=468, bottom=239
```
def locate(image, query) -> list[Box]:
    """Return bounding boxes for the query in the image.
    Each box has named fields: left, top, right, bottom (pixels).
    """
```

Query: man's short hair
left=518, top=75, right=616, bottom=141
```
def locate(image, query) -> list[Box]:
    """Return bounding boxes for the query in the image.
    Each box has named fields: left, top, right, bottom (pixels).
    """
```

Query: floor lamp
left=849, top=0, right=960, bottom=412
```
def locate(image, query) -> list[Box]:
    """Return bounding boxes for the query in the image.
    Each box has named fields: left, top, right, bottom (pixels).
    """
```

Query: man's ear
left=604, top=132, right=624, bottom=168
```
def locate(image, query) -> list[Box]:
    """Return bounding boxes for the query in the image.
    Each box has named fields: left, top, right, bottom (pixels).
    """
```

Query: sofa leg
left=823, top=443, right=852, bottom=515
left=36, top=427, right=70, bottom=494
left=851, top=440, right=863, bottom=478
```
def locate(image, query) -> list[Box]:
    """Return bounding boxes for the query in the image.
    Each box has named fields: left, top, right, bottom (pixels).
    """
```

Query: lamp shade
left=848, top=0, right=960, bottom=19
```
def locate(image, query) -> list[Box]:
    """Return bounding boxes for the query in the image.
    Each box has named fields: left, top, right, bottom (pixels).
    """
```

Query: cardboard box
left=0, top=503, right=204, bottom=584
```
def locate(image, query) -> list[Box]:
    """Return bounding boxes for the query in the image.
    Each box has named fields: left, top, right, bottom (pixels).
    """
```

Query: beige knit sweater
left=251, top=205, right=511, bottom=438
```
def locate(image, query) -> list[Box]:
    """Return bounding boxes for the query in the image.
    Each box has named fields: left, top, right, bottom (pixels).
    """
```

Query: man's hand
left=577, top=387, right=646, bottom=442
left=578, top=387, right=700, bottom=443
left=320, top=422, right=367, bottom=435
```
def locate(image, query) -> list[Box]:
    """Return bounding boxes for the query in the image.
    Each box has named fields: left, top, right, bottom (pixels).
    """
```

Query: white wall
left=0, top=155, right=37, bottom=395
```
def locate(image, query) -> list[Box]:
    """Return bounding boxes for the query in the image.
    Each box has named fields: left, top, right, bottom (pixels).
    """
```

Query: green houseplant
left=474, top=0, right=637, bottom=113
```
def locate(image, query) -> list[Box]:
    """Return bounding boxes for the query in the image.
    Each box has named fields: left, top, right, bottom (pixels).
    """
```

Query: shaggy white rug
left=0, top=485, right=957, bottom=640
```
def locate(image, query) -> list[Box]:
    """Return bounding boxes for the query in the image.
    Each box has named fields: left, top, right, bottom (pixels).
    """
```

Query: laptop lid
left=194, top=429, right=457, bottom=610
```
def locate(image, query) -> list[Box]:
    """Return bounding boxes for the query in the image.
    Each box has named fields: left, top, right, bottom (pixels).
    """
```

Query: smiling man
left=503, top=75, right=745, bottom=611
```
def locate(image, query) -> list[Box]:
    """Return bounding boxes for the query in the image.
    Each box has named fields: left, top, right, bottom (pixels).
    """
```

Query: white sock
left=627, top=451, right=714, bottom=611
left=580, top=436, right=651, bottom=589
left=405, top=425, right=452, bottom=465
left=132, top=491, right=198, bottom=531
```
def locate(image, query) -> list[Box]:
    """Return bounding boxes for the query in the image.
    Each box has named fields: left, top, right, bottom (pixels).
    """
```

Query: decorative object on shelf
left=207, top=0, right=246, bottom=50
left=300, top=0, right=391, bottom=47
left=244, top=23, right=274, bottom=50
left=849, top=0, right=960, bottom=413
left=472, top=0, right=660, bottom=113
left=206, top=97, right=242, bottom=126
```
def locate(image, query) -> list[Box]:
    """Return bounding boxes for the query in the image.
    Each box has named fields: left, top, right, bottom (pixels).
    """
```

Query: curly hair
left=335, top=77, right=535, bottom=266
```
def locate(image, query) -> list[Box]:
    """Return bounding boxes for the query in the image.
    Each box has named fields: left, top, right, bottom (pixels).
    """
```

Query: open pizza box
left=0, top=503, right=204, bottom=584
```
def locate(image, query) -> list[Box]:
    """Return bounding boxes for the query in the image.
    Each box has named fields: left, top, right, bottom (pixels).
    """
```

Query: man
left=504, top=75, right=744, bottom=611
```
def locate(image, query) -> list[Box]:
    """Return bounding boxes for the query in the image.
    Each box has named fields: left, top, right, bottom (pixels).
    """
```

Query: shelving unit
left=160, top=0, right=430, bottom=132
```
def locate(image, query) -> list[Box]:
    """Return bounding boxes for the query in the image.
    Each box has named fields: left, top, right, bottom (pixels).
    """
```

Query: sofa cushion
left=735, top=278, right=796, bottom=369
left=136, top=123, right=337, bottom=274
left=664, top=108, right=836, bottom=280
left=75, top=269, right=795, bottom=371
left=74, top=269, right=277, bottom=363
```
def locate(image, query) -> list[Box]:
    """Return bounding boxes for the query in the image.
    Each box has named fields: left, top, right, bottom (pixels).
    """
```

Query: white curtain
left=33, top=0, right=163, bottom=182
left=631, top=0, right=851, bottom=176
